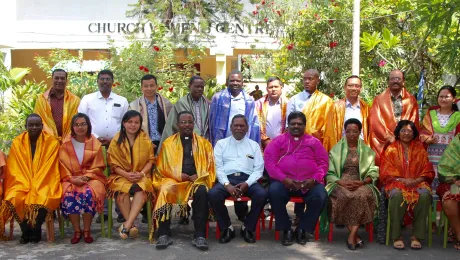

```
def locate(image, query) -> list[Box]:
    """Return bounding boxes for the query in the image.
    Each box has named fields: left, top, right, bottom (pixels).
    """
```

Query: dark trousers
left=158, top=185, right=209, bottom=238
left=20, top=208, right=47, bottom=238
left=269, top=180, right=327, bottom=233
left=208, top=174, right=267, bottom=232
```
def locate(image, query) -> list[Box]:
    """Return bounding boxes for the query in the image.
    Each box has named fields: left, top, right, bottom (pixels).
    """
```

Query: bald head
left=303, top=69, right=320, bottom=94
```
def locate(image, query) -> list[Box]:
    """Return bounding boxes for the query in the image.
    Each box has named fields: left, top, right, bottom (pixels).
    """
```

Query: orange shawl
left=150, top=133, right=215, bottom=241
left=59, top=135, right=107, bottom=213
left=302, top=90, right=337, bottom=151
left=256, top=94, right=288, bottom=145
left=0, top=131, right=62, bottom=234
left=369, top=88, right=419, bottom=164
left=334, top=98, right=370, bottom=145
left=380, top=140, right=434, bottom=206
left=34, top=88, right=80, bottom=141
left=107, top=131, right=154, bottom=196
left=0, top=152, right=5, bottom=197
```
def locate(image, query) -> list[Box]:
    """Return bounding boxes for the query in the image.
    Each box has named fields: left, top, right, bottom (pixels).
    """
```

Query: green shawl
left=320, top=137, right=380, bottom=232
left=438, top=135, right=460, bottom=194
left=159, top=94, right=210, bottom=149
left=430, top=110, right=460, bottom=134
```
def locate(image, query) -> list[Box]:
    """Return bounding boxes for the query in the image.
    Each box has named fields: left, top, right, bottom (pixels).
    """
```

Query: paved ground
left=0, top=203, right=458, bottom=260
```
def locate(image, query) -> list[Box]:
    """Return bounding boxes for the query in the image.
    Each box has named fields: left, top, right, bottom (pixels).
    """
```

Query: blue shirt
left=145, top=97, right=161, bottom=141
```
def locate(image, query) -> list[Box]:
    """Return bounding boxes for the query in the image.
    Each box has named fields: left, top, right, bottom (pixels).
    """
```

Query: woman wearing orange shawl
left=59, top=113, right=107, bottom=244
left=107, top=110, right=155, bottom=240
left=380, top=120, right=434, bottom=250
left=0, top=114, right=62, bottom=243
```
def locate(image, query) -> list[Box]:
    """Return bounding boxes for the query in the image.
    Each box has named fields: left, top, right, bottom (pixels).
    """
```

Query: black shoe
left=117, top=214, right=126, bottom=223
left=19, top=231, right=30, bottom=244
left=218, top=228, right=235, bottom=244
left=95, top=214, right=108, bottom=224
left=156, top=235, right=173, bottom=249
left=295, top=229, right=308, bottom=245
left=192, top=237, right=209, bottom=250
left=281, top=229, right=294, bottom=246
left=30, top=227, right=42, bottom=244
left=346, top=240, right=357, bottom=250
left=240, top=227, right=256, bottom=243
left=141, top=215, right=148, bottom=224
left=179, top=216, right=189, bottom=225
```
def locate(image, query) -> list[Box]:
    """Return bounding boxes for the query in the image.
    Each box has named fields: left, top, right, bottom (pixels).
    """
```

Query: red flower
left=166, top=80, right=172, bottom=84
left=143, top=67, right=149, bottom=73
left=264, top=18, right=269, bottom=23
left=158, top=86, right=163, bottom=91
left=314, top=14, right=320, bottom=20
left=169, top=87, right=174, bottom=92
left=329, top=41, right=338, bottom=48
left=115, top=82, right=121, bottom=86
left=329, top=92, right=335, bottom=98
left=112, top=84, right=116, bottom=87
left=261, top=0, right=265, bottom=4
left=287, top=43, right=294, bottom=50
left=139, top=65, right=145, bottom=70
left=378, top=60, right=387, bottom=67
left=333, top=68, right=339, bottom=73
left=253, top=10, right=258, bottom=15
left=153, top=46, right=160, bottom=51
left=276, top=10, right=282, bottom=16
left=329, top=19, right=334, bottom=24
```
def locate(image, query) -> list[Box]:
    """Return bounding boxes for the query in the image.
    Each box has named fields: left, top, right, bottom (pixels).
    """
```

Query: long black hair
left=70, top=113, right=92, bottom=138
left=117, top=110, right=143, bottom=145
left=437, top=85, right=458, bottom=111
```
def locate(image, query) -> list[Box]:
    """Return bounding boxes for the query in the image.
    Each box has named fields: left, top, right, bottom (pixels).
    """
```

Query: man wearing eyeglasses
left=333, top=75, right=370, bottom=144
left=78, top=69, right=129, bottom=223
left=369, top=69, right=419, bottom=165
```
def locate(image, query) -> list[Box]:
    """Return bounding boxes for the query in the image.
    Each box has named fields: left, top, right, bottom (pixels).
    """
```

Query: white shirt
left=226, top=92, right=246, bottom=137
left=78, top=91, right=129, bottom=139
left=71, top=138, right=85, bottom=165
left=342, top=99, right=364, bottom=140
left=265, top=100, right=283, bottom=140
left=286, top=90, right=311, bottom=124
left=214, top=136, right=264, bottom=186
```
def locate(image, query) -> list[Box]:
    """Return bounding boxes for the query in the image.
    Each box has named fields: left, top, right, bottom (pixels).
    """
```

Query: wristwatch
left=224, top=182, right=230, bottom=187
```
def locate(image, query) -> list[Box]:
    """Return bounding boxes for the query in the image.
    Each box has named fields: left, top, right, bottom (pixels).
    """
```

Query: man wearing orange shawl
left=369, top=70, right=419, bottom=165
left=0, top=114, right=62, bottom=243
left=334, top=76, right=370, bottom=144
left=34, top=69, right=80, bottom=142
left=286, top=69, right=336, bottom=151
left=380, top=120, right=434, bottom=249
left=255, top=76, right=288, bottom=150
left=151, top=111, right=215, bottom=250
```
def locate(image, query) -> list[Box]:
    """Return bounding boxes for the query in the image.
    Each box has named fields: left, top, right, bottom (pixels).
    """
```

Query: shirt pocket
left=112, top=106, right=123, bottom=119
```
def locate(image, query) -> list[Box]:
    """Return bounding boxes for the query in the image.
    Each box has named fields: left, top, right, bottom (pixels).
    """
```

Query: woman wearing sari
left=420, top=86, right=460, bottom=191
left=0, top=151, right=5, bottom=199
left=107, top=110, right=155, bottom=240
left=380, top=120, right=434, bottom=250
left=59, top=113, right=107, bottom=244
left=324, top=119, right=379, bottom=250
left=436, top=135, right=460, bottom=250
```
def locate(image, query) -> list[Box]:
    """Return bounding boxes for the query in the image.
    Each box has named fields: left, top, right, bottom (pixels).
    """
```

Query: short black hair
left=267, top=76, right=283, bottom=86
left=394, top=120, right=419, bottom=140
left=287, top=111, right=306, bottom=125
left=141, top=74, right=158, bottom=85
left=52, top=69, right=67, bottom=79
left=25, top=113, right=42, bottom=127
left=227, top=69, right=243, bottom=82
left=387, top=69, right=405, bottom=81
left=231, top=114, right=248, bottom=126
left=98, top=69, right=114, bottom=80
left=70, top=113, right=92, bottom=138
left=177, top=111, right=195, bottom=123
left=344, top=75, right=361, bottom=86
left=188, top=75, right=204, bottom=86
left=437, top=85, right=458, bottom=111
left=344, top=118, right=362, bottom=132
left=117, top=110, right=143, bottom=145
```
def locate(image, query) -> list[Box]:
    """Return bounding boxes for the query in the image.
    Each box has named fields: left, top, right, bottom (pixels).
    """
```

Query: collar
left=231, top=92, right=244, bottom=101
left=302, top=90, right=312, bottom=99
left=97, top=91, right=113, bottom=100
left=49, top=88, right=65, bottom=100
left=390, top=90, right=403, bottom=99
left=230, top=135, right=246, bottom=144
left=144, top=95, right=157, bottom=105
left=346, top=99, right=360, bottom=109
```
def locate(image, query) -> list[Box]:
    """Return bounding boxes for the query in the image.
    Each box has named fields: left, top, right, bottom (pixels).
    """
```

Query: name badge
left=114, top=103, right=121, bottom=107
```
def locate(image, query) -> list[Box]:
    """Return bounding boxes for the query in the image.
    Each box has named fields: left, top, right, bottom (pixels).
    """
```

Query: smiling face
left=399, top=124, right=414, bottom=145
left=141, top=78, right=158, bottom=99
left=189, top=79, right=205, bottom=100
left=26, top=116, right=43, bottom=139
left=52, top=71, right=67, bottom=91
left=177, top=113, right=194, bottom=137
left=230, top=117, right=248, bottom=140
left=73, top=117, right=88, bottom=138
left=123, top=115, right=141, bottom=136
left=303, top=70, right=319, bottom=94
left=97, top=73, right=113, bottom=94
left=288, top=117, right=306, bottom=137
left=437, top=89, right=455, bottom=110
left=344, top=77, right=362, bottom=100
left=227, top=73, right=243, bottom=96
left=388, top=70, right=404, bottom=94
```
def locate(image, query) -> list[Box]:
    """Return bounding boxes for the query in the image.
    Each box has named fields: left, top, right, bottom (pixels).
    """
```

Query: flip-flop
left=393, top=238, right=405, bottom=250
left=118, top=224, right=129, bottom=240
left=410, top=237, right=422, bottom=250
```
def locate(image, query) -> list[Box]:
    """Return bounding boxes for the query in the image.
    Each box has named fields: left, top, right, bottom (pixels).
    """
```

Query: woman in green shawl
left=324, top=118, right=379, bottom=250
left=437, top=135, right=460, bottom=250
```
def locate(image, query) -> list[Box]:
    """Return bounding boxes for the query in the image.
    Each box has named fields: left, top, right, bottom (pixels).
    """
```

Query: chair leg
left=215, top=223, right=220, bottom=240
left=206, top=221, right=209, bottom=239
left=428, top=204, right=432, bottom=247
left=443, top=214, right=449, bottom=249
left=47, top=213, right=55, bottom=242
left=275, top=230, right=280, bottom=240
left=368, top=223, right=373, bottom=242
left=147, top=198, right=152, bottom=236
left=438, top=210, right=444, bottom=235
left=256, top=217, right=261, bottom=240
left=269, top=212, right=274, bottom=230
left=315, top=221, right=320, bottom=241
left=385, top=207, right=391, bottom=246
left=108, top=198, right=113, bottom=238
left=328, top=223, right=333, bottom=242
left=261, top=212, right=266, bottom=230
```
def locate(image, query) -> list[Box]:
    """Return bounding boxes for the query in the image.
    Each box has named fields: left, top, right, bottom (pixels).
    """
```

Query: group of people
left=0, top=67, right=458, bottom=253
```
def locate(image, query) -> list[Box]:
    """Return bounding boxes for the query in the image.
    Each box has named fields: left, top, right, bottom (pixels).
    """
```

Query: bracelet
left=141, top=171, right=146, bottom=178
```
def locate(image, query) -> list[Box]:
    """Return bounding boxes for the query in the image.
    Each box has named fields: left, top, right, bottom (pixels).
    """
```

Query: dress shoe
left=30, top=227, right=42, bottom=244
left=192, top=237, right=209, bottom=250
left=19, top=232, right=30, bottom=244
left=218, top=228, right=235, bottom=244
left=117, top=214, right=126, bottom=223
left=70, top=231, right=82, bottom=244
left=141, top=214, right=148, bottom=224
left=281, top=229, right=294, bottom=246
left=156, top=235, right=173, bottom=249
left=295, top=229, right=308, bottom=245
left=83, top=230, right=94, bottom=244
left=240, top=227, right=255, bottom=243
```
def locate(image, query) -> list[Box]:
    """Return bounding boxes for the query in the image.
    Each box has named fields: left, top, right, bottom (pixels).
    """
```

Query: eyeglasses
left=389, top=77, right=402, bottom=82
left=400, top=129, right=413, bottom=134
left=98, top=77, right=113, bottom=82
left=438, top=95, right=453, bottom=100
left=74, top=123, right=88, bottom=128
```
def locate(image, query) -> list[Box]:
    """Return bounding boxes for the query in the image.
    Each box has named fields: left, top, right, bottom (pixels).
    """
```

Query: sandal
left=410, top=237, right=422, bottom=250
left=454, top=239, right=460, bottom=250
left=118, top=224, right=129, bottom=240
left=129, top=225, right=139, bottom=239
left=71, top=231, right=82, bottom=244
left=83, top=230, right=94, bottom=244
left=356, top=235, right=364, bottom=247
left=393, top=238, right=405, bottom=250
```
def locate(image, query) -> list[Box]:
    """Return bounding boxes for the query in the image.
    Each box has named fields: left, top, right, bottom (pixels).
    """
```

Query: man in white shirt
left=208, top=114, right=267, bottom=244
left=78, top=69, right=128, bottom=223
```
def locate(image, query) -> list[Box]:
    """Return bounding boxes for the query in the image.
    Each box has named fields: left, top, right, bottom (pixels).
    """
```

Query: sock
left=228, top=225, right=234, bottom=231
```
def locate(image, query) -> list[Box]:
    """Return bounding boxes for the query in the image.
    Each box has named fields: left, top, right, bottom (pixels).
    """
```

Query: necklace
left=278, top=137, right=303, bottom=163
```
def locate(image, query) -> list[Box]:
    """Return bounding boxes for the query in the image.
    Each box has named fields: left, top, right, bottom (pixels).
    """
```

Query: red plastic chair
left=268, top=197, right=320, bottom=241
left=327, top=222, right=374, bottom=242
left=214, top=196, right=265, bottom=240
